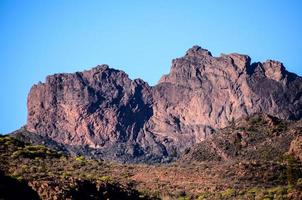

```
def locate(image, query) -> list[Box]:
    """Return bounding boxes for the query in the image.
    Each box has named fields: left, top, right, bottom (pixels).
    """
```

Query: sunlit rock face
left=26, top=46, right=302, bottom=162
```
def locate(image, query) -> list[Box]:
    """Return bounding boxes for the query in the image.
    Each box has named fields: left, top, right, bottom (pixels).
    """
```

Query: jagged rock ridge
left=25, top=46, right=302, bottom=162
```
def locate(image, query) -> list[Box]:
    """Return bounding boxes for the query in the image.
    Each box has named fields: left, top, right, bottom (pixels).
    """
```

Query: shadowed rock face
left=0, top=171, right=40, bottom=200
left=26, top=46, right=302, bottom=162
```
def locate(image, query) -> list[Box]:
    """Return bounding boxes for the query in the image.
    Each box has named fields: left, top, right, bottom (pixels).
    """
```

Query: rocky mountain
left=21, top=46, right=302, bottom=162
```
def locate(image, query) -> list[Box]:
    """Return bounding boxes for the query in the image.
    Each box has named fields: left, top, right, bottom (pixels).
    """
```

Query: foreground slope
left=24, top=46, right=302, bottom=162
left=3, top=115, right=302, bottom=199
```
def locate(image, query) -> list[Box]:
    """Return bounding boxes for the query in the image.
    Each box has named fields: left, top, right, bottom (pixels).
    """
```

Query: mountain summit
left=24, top=46, right=302, bottom=162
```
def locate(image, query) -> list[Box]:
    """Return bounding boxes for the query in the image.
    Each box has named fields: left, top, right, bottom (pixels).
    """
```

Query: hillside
left=181, top=114, right=302, bottom=162
left=2, top=114, right=302, bottom=199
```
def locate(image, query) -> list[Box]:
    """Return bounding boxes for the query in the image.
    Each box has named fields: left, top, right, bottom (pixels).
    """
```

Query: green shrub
left=98, top=175, right=111, bottom=182
left=221, top=188, right=235, bottom=198
left=10, top=145, right=60, bottom=159
left=75, top=156, right=86, bottom=162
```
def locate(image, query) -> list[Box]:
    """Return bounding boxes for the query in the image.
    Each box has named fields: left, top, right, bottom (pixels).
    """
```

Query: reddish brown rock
left=288, top=136, right=302, bottom=161
left=148, top=46, right=302, bottom=154
left=27, top=65, right=162, bottom=162
left=25, top=46, right=302, bottom=162
left=262, top=60, right=285, bottom=81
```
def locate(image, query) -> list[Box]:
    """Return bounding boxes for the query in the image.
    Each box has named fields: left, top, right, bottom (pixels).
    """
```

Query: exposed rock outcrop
left=181, top=114, right=302, bottom=163
left=25, top=46, right=302, bottom=162
left=26, top=65, right=165, bottom=162
left=289, top=136, right=302, bottom=161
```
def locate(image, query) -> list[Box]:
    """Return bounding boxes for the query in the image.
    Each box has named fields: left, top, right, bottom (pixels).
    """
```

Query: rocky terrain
left=20, top=46, right=302, bottom=162
left=2, top=114, right=302, bottom=199
left=181, top=114, right=302, bottom=163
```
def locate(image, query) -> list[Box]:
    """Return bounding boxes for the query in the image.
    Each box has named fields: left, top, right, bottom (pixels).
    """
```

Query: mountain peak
left=89, top=64, right=110, bottom=72
left=185, top=45, right=212, bottom=57
left=262, top=60, right=286, bottom=81
left=222, top=53, right=251, bottom=71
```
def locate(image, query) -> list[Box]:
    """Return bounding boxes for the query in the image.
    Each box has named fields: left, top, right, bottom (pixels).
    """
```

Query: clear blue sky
left=0, top=0, right=302, bottom=134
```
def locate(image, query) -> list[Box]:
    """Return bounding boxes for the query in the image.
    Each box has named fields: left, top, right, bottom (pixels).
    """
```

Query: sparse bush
left=75, top=156, right=86, bottom=162
left=98, top=175, right=111, bottom=182
left=11, top=145, right=60, bottom=159
left=197, top=192, right=212, bottom=200
left=221, top=188, right=235, bottom=198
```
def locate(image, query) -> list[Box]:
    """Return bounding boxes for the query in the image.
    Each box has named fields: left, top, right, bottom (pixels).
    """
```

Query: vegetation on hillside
left=1, top=114, right=302, bottom=199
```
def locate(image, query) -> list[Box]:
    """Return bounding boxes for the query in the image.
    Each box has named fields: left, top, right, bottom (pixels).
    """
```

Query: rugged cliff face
left=148, top=46, right=302, bottom=154
left=25, top=46, right=302, bottom=162
left=26, top=66, right=164, bottom=162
